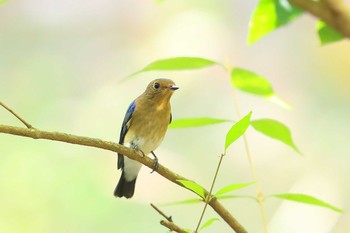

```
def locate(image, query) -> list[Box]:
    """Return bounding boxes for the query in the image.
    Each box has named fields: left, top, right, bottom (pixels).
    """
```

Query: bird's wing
left=118, top=101, right=136, bottom=169
left=169, top=113, right=172, bottom=124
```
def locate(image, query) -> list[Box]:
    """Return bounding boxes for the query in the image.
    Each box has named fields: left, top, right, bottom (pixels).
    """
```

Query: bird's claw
left=133, top=147, right=145, bottom=157
left=150, top=151, right=159, bottom=173
left=140, top=150, right=146, bottom=157
left=151, top=157, right=159, bottom=173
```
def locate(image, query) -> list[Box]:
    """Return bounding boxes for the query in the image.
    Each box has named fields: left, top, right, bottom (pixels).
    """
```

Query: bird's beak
left=169, top=85, right=179, bottom=90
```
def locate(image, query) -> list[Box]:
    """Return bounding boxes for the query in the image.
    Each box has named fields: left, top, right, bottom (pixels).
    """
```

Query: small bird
left=114, top=78, right=179, bottom=198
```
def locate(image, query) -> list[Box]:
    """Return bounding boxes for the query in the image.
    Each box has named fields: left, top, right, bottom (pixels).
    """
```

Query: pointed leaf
left=268, top=95, right=292, bottom=109
left=231, top=68, right=290, bottom=108
left=130, top=57, right=218, bottom=76
left=251, top=119, right=301, bottom=154
left=214, top=182, right=255, bottom=197
left=216, top=194, right=256, bottom=201
left=317, top=21, right=344, bottom=45
left=161, top=198, right=202, bottom=206
left=177, top=179, right=205, bottom=199
left=273, top=193, right=344, bottom=213
left=200, top=218, right=219, bottom=231
left=231, top=68, right=272, bottom=96
left=225, top=112, right=252, bottom=151
left=169, top=117, right=232, bottom=128
left=248, top=0, right=303, bottom=44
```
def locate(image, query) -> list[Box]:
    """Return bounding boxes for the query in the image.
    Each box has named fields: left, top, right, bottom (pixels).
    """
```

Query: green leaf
left=251, top=119, right=301, bottom=154
left=161, top=198, right=202, bottom=206
left=130, top=57, right=218, bottom=76
left=248, top=0, right=303, bottom=44
left=225, top=112, right=252, bottom=151
left=267, top=95, right=292, bottom=109
left=177, top=179, right=206, bottom=199
left=231, top=68, right=290, bottom=109
left=169, top=117, right=232, bottom=128
left=214, top=182, right=255, bottom=197
left=163, top=195, right=256, bottom=205
left=0, top=0, right=8, bottom=3
left=317, top=21, right=344, bottom=45
left=273, top=193, right=344, bottom=213
left=231, top=68, right=274, bottom=96
left=216, top=194, right=256, bottom=201
left=200, top=218, right=219, bottom=231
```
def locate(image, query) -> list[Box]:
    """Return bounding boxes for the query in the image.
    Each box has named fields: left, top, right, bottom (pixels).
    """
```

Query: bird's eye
left=154, top=82, right=160, bottom=89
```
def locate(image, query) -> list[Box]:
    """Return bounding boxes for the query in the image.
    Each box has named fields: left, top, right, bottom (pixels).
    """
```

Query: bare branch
left=194, top=154, right=225, bottom=232
left=160, top=220, right=188, bottom=233
left=151, top=203, right=188, bottom=232
left=150, top=203, right=172, bottom=222
left=0, top=124, right=248, bottom=233
left=0, top=101, right=34, bottom=129
left=289, top=0, right=350, bottom=38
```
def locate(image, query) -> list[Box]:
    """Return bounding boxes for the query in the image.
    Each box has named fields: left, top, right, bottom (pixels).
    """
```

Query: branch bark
left=160, top=220, right=188, bottom=233
left=151, top=203, right=188, bottom=233
left=0, top=124, right=248, bottom=233
left=289, top=0, right=350, bottom=38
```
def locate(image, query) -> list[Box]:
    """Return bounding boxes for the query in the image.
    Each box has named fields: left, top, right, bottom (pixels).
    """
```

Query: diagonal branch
left=0, top=124, right=248, bottom=233
left=0, top=101, right=34, bottom=129
left=151, top=203, right=173, bottom=222
left=289, top=0, right=350, bottom=38
left=161, top=220, right=188, bottom=233
left=151, top=203, right=188, bottom=233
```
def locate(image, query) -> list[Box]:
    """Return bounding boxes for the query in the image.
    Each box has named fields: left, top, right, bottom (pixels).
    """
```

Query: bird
left=114, top=78, right=179, bottom=198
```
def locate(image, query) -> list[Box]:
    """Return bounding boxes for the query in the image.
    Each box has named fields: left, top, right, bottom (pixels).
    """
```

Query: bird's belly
left=124, top=118, right=168, bottom=155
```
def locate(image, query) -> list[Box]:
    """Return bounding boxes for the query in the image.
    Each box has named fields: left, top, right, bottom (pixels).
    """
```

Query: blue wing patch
left=118, top=101, right=136, bottom=169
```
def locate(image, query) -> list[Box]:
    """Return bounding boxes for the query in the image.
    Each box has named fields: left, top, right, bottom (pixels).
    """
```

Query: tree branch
left=0, top=124, right=248, bottom=233
left=151, top=203, right=188, bottom=233
left=151, top=203, right=173, bottom=222
left=289, top=0, right=350, bottom=38
left=160, top=220, right=188, bottom=233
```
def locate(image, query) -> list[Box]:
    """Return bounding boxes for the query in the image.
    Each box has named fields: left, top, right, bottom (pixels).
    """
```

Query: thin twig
left=194, top=153, right=225, bottom=233
left=230, top=77, right=269, bottom=233
left=0, top=101, right=34, bottom=129
left=150, top=203, right=172, bottom=222
left=222, top=61, right=265, bottom=233
left=0, top=124, right=248, bottom=233
left=160, top=220, right=188, bottom=233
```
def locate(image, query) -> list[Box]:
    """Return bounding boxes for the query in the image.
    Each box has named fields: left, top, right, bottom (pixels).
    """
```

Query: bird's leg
left=150, top=151, right=159, bottom=173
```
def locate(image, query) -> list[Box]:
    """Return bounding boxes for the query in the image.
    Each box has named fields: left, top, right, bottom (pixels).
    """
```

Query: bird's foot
left=132, top=146, right=145, bottom=157
left=150, top=151, right=159, bottom=173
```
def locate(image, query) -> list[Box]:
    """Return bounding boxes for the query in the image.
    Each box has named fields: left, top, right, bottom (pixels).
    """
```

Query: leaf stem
left=225, top=63, right=269, bottom=233
left=194, top=153, right=225, bottom=233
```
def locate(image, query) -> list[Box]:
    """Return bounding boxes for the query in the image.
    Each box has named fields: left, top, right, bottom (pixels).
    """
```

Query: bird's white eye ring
left=154, top=82, right=160, bottom=89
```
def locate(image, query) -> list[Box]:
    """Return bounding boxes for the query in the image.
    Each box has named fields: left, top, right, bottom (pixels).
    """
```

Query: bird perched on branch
left=114, top=79, right=179, bottom=198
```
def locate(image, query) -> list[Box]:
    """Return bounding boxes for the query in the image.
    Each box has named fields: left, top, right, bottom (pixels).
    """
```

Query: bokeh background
left=1, top=0, right=349, bottom=232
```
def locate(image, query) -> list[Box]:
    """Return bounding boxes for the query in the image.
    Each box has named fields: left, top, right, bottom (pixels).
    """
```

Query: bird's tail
left=114, top=171, right=137, bottom=198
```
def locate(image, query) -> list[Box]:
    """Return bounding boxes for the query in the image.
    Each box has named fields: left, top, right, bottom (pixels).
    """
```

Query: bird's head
left=144, top=79, right=179, bottom=101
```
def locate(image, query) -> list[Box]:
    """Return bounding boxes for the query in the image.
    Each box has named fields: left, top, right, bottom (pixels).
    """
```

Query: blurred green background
left=1, top=0, right=349, bottom=232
